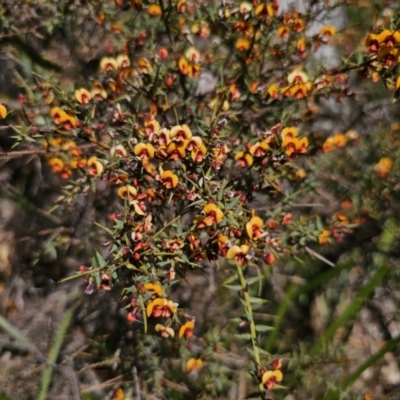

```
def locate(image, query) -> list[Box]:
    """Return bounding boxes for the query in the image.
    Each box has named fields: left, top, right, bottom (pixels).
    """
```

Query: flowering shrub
left=2, top=0, right=400, bottom=398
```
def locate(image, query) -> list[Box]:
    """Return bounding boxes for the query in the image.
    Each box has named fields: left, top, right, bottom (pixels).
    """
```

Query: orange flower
left=282, top=212, right=292, bottom=225
left=142, top=282, right=163, bottom=297
left=203, top=203, right=224, bottom=226
left=60, top=112, right=77, bottom=130
left=227, top=245, right=250, bottom=266
left=236, top=38, right=251, bottom=51
left=167, top=142, right=186, bottom=160
left=267, top=83, right=279, bottom=99
left=137, top=58, right=153, bottom=74
left=146, top=298, right=178, bottom=317
left=151, top=128, right=170, bottom=145
left=148, top=3, right=162, bottom=15
left=319, top=25, right=336, bottom=43
left=318, top=230, right=331, bottom=245
left=262, top=369, right=283, bottom=389
left=377, top=30, right=400, bottom=48
left=110, top=144, right=128, bottom=158
left=235, top=151, right=254, bottom=167
left=118, top=185, right=138, bottom=201
left=50, top=107, right=67, bottom=124
left=75, top=88, right=92, bottom=104
left=246, top=216, right=264, bottom=240
left=297, top=37, right=306, bottom=56
left=249, top=141, right=269, bottom=157
left=170, top=124, right=192, bottom=142
left=165, top=238, right=185, bottom=252
left=0, top=104, right=7, bottom=119
left=87, top=156, right=104, bottom=176
left=179, top=321, right=195, bottom=338
left=116, top=54, right=131, bottom=68
left=282, top=137, right=308, bottom=156
left=160, top=170, right=179, bottom=188
left=187, top=137, right=207, bottom=162
left=281, top=126, right=298, bottom=140
left=134, top=143, right=155, bottom=159
left=178, top=53, right=200, bottom=78
left=374, top=157, right=393, bottom=178
left=177, top=0, right=186, bottom=12
left=377, top=47, right=400, bottom=67
left=100, top=57, right=118, bottom=72
left=282, top=69, right=313, bottom=98
left=155, top=324, right=174, bottom=338
left=91, top=82, right=107, bottom=100
left=191, top=21, right=211, bottom=38
left=144, top=119, right=160, bottom=136
left=277, top=25, right=290, bottom=38
left=186, top=358, right=203, bottom=373
left=48, top=157, right=64, bottom=173
left=185, top=47, right=200, bottom=64
left=255, top=2, right=277, bottom=18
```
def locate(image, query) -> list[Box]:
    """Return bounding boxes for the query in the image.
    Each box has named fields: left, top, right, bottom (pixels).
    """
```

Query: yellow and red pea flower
left=87, top=156, right=104, bottom=176
left=98, top=272, right=112, bottom=291
left=235, top=151, right=254, bottom=167
left=235, top=38, right=251, bottom=52
left=110, top=144, right=128, bottom=158
left=255, top=2, right=278, bottom=18
left=148, top=3, right=162, bottom=16
left=189, top=137, right=207, bottom=162
left=203, top=203, right=224, bottom=226
left=191, top=21, right=211, bottom=38
left=249, top=141, right=269, bottom=157
left=261, top=369, right=283, bottom=389
left=75, top=88, right=92, bottom=104
left=374, top=157, right=393, bottom=178
left=186, top=358, right=203, bottom=373
left=155, top=324, right=175, bottom=338
left=170, top=124, right=192, bottom=142
left=100, top=57, right=118, bottom=72
left=246, top=215, right=264, bottom=240
left=227, top=244, right=251, bottom=266
left=267, top=83, right=279, bottom=99
left=134, top=142, right=155, bottom=159
left=144, top=118, right=160, bottom=136
left=376, top=30, right=400, bottom=48
left=377, top=47, right=400, bottom=67
left=137, top=58, right=153, bottom=74
left=167, top=142, right=187, bottom=160
left=319, top=25, right=336, bottom=44
left=165, top=238, right=185, bottom=252
left=281, top=136, right=308, bottom=156
left=179, top=321, right=195, bottom=338
left=178, top=48, right=201, bottom=78
left=0, top=104, right=7, bottom=119
left=91, top=82, right=107, bottom=100
left=116, top=54, right=130, bottom=68
left=117, top=185, right=138, bottom=201
left=146, top=298, right=178, bottom=318
left=318, top=230, right=331, bottom=245
left=159, top=170, right=179, bottom=189
left=48, top=157, right=64, bottom=174
left=50, top=107, right=67, bottom=124
left=142, top=282, right=163, bottom=297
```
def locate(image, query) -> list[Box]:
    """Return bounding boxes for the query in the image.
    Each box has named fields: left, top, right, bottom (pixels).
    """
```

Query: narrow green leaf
left=234, top=333, right=252, bottom=341
left=94, top=221, right=114, bottom=236
left=255, top=324, right=274, bottom=332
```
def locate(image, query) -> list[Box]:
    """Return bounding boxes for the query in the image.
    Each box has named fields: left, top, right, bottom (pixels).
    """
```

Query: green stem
left=236, top=263, right=265, bottom=395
